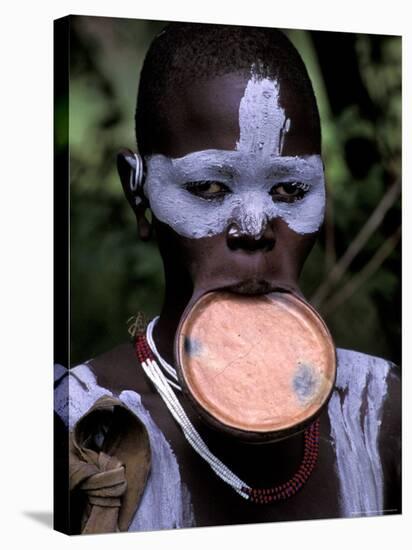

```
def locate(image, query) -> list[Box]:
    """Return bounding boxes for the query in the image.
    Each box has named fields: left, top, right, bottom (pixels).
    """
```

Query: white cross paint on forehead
left=143, top=69, right=325, bottom=239
left=237, top=75, right=291, bottom=156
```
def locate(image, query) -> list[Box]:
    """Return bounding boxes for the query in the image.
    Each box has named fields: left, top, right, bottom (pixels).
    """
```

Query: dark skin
left=90, top=72, right=401, bottom=525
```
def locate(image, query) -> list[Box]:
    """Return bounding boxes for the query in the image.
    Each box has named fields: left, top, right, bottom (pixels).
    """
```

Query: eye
left=270, top=182, right=309, bottom=203
left=184, top=180, right=231, bottom=200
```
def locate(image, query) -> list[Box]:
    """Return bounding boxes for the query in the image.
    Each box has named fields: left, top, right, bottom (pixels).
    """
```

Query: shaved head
left=135, top=22, right=321, bottom=156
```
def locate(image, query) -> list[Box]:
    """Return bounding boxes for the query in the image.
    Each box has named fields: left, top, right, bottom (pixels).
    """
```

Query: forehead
left=154, top=71, right=320, bottom=158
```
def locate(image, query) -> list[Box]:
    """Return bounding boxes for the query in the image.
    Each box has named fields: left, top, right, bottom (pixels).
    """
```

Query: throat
left=154, top=270, right=194, bottom=366
left=153, top=311, right=182, bottom=367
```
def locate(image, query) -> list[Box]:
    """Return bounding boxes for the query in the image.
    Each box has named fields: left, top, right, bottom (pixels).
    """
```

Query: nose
left=226, top=222, right=276, bottom=253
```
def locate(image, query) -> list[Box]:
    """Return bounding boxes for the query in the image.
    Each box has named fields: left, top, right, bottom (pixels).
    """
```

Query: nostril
left=228, top=225, right=242, bottom=238
left=226, top=222, right=275, bottom=252
left=227, top=233, right=275, bottom=252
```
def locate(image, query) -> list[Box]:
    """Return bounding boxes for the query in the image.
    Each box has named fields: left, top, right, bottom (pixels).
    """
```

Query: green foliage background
left=62, top=16, right=401, bottom=366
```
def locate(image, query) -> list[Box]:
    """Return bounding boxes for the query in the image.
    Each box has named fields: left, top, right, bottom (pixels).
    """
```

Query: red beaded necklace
left=135, top=330, right=320, bottom=505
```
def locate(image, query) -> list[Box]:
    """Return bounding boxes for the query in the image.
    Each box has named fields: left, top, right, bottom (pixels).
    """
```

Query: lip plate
left=174, top=289, right=336, bottom=443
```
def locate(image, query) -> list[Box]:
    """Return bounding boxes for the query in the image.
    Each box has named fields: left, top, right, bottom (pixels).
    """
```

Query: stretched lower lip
left=226, top=280, right=273, bottom=295
left=224, top=279, right=300, bottom=297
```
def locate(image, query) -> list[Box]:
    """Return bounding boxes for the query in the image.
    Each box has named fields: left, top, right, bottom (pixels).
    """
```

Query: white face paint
left=143, top=72, right=326, bottom=239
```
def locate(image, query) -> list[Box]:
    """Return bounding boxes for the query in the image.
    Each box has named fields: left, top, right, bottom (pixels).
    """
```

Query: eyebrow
left=172, top=159, right=238, bottom=180
left=264, top=157, right=322, bottom=178
left=213, top=164, right=235, bottom=178
left=264, top=166, right=298, bottom=178
left=151, top=150, right=324, bottom=183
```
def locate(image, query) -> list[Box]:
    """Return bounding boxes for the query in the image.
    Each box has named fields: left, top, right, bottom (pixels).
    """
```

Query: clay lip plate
left=177, top=291, right=336, bottom=433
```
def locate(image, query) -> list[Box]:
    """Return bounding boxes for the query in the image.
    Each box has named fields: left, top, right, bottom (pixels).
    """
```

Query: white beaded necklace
left=140, top=316, right=251, bottom=498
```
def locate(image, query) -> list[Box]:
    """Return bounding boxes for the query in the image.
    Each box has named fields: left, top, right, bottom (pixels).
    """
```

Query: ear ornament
left=126, top=153, right=144, bottom=206
left=129, top=152, right=144, bottom=192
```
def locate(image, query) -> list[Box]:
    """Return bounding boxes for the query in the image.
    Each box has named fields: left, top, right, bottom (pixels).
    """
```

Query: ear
left=117, top=148, right=152, bottom=241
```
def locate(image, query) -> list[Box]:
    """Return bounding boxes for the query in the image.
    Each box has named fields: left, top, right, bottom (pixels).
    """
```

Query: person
left=54, top=22, right=401, bottom=534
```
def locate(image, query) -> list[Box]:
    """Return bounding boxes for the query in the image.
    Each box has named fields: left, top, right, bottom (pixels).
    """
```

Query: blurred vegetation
left=59, top=16, right=401, bottom=366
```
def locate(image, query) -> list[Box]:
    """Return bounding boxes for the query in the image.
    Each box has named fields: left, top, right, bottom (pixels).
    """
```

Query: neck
left=154, top=272, right=193, bottom=366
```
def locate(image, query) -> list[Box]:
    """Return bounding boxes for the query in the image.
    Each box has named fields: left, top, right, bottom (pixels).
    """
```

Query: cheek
left=273, top=218, right=318, bottom=267
left=155, top=219, right=222, bottom=260
left=147, top=179, right=232, bottom=239
left=273, top=184, right=326, bottom=235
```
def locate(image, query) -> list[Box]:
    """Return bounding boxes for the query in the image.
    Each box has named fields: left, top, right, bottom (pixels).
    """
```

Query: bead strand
left=135, top=318, right=321, bottom=505
left=243, top=419, right=320, bottom=504
left=137, top=342, right=249, bottom=495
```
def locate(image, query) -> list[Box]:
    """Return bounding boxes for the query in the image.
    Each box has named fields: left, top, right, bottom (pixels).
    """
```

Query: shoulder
left=332, top=347, right=401, bottom=501
left=86, top=341, right=153, bottom=396
left=54, top=341, right=153, bottom=428
left=333, top=346, right=400, bottom=422
left=54, top=361, right=114, bottom=429
left=335, top=347, right=398, bottom=388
